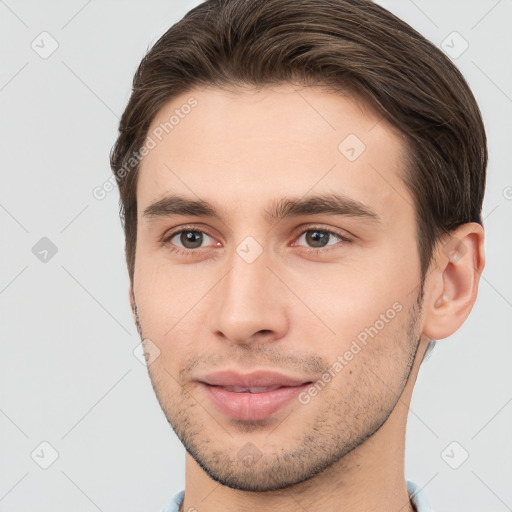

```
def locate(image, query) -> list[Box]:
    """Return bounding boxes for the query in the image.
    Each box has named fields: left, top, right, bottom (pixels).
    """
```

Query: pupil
left=181, top=231, right=203, bottom=248
left=307, top=230, right=328, bottom=247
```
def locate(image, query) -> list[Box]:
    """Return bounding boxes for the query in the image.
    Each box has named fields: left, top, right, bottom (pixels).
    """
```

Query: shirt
left=159, top=480, right=433, bottom=511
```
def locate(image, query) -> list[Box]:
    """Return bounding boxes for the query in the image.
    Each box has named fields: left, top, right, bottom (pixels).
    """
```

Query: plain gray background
left=1, top=1, right=511, bottom=511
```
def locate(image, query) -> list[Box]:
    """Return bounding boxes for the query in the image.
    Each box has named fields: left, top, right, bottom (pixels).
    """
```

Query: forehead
left=137, top=84, right=412, bottom=226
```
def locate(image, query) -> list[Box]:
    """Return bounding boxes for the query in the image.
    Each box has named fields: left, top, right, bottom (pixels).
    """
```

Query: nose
left=209, top=245, right=289, bottom=345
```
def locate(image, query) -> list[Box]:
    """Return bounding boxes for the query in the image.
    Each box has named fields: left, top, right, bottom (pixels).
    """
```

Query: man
left=110, top=0, right=486, bottom=510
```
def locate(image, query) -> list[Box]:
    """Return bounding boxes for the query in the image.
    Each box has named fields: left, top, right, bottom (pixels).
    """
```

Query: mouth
left=212, top=385, right=286, bottom=393
left=197, top=370, right=313, bottom=421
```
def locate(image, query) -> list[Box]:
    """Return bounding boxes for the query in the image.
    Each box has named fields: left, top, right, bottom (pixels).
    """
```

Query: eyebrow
left=142, top=193, right=381, bottom=224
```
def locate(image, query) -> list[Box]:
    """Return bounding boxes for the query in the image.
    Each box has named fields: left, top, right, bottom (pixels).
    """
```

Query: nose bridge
left=228, top=242, right=269, bottom=301
left=209, top=239, right=288, bottom=343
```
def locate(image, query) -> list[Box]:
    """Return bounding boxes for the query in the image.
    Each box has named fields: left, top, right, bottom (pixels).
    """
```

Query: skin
left=129, top=84, right=485, bottom=512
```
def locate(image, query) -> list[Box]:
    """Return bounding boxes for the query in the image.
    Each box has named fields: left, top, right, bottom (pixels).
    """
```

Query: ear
left=422, top=222, right=485, bottom=340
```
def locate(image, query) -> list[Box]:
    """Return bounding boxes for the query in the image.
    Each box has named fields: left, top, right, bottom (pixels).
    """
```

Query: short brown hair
left=110, top=0, right=487, bottom=284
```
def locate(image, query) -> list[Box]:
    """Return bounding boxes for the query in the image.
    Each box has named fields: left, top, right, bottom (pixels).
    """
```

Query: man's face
left=132, top=84, right=426, bottom=491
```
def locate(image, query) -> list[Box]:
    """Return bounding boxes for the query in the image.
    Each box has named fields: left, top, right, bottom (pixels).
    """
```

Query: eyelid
left=291, top=224, right=352, bottom=241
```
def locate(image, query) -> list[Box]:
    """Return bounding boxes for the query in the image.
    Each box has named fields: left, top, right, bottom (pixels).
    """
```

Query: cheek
left=291, top=259, right=409, bottom=342
left=134, top=258, right=206, bottom=334
left=291, top=262, right=418, bottom=393
left=134, top=259, right=226, bottom=380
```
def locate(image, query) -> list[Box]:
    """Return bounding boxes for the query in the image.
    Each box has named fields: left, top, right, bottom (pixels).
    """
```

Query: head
left=110, top=0, right=486, bottom=492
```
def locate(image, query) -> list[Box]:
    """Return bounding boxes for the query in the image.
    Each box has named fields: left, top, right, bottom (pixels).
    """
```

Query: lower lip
left=200, top=382, right=311, bottom=421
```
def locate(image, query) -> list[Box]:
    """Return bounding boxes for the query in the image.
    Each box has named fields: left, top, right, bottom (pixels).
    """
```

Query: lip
left=198, top=370, right=312, bottom=421
left=200, top=370, right=310, bottom=388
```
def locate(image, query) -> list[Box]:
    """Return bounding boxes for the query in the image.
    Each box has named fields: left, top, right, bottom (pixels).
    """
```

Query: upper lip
left=199, top=370, right=312, bottom=388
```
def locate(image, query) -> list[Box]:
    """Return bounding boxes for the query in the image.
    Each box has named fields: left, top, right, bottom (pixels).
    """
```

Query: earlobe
left=422, top=223, right=485, bottom=340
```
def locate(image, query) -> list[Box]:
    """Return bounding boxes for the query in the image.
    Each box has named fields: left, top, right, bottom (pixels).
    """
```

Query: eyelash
left=162, top=225, right=351, bottom=257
